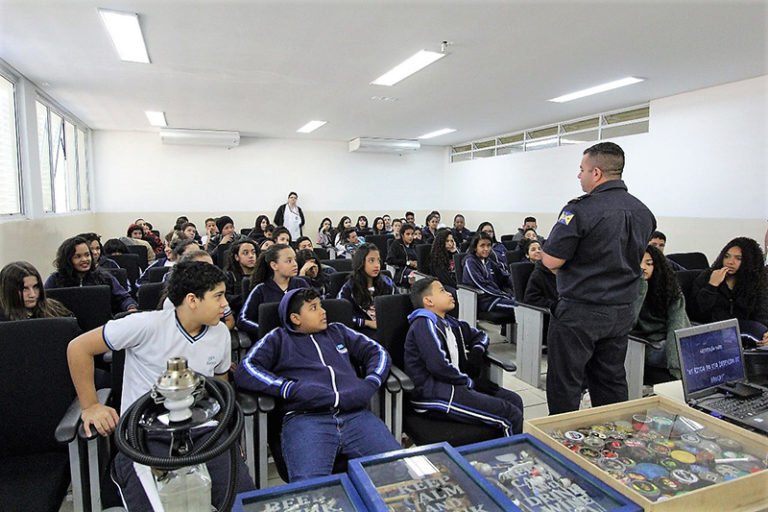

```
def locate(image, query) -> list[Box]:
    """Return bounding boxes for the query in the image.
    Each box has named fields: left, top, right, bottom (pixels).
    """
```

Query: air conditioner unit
left=159, top=128, right=240, bottom=148
left=348, top=137, right=420, bottom=153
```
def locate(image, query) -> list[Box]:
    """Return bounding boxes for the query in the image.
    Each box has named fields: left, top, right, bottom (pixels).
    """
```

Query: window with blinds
left=0, top=74, right=21, bottom=216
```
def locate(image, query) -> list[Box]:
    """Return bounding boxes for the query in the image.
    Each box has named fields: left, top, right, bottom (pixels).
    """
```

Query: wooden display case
left=524, top=396, right=768, bottom=511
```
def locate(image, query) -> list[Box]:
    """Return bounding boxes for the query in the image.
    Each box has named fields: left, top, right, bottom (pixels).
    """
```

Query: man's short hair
left=272, top=226, right=292, bottom=242
left=167, top=261, right=226, bottom=306
left=651, top=230, right=666, bottom=241
left=287, top=288, right=320, bottom=325
left=295, top=236, right=312, bottom=247
left=584, top=142, right=624, bottom=176
left=524, top=216, right=536, bottom=223
left=171, top=238, right=198, bottom=258
left=178, top=249, right=210, bottom=263
left=405, top=211, right=415, bottom=217
left=410, top=277, right=437, bottom=309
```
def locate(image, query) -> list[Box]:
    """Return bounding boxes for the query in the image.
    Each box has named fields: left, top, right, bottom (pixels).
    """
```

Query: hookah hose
left=114, top=377, right=244, bottom=512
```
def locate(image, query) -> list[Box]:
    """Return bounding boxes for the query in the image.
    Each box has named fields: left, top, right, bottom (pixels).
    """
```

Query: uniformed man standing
left=542, top=142, right=656, bottom=414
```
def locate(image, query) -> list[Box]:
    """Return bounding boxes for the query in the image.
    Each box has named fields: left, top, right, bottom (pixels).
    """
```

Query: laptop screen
left=675, top=319, right=745, bottom=398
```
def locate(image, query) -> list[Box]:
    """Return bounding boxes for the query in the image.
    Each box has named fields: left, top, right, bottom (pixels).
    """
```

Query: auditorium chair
left=46, top=285, right=113, bottom=331
left=667, top=252, right=709, bottom=270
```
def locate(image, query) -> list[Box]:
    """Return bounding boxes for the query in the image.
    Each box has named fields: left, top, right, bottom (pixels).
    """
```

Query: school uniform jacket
left=385, top=240, right=417, bottom=283
left=403, top=309, right=489, bottom=401
left=462, top=254, right=514, bottom=300
left=337, top=275, right=397, bottom=328
left=234, top=288, right=390, bottom=414
left=237, top=277, right=310, bottom=337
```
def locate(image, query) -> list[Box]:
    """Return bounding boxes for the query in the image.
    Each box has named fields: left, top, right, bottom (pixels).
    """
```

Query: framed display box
left=348, top=442, right=516, bottom=511
left=233, top=474, right=366, bottom=512
left=525, top=396, right=768, bottom=511
left=457, top=433, right=642, bottom=511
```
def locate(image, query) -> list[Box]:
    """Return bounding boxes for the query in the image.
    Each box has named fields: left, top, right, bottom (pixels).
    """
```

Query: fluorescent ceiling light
left=548, top=77, right=644, bottom=103
left=372, top=50, right=446, bottom=86
left=418, top=128, right=456, bottom=139
left=144, top=111, right=167, bottom=127
left=296, top=120, right=327, bottom=134
left=98, top=9, right=150, bottom=63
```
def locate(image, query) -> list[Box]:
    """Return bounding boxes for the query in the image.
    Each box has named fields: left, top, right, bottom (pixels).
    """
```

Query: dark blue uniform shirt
left=543, top=180, right=656, bottom=305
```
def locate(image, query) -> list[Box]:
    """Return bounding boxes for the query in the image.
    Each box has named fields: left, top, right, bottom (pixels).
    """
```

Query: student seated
left=386, top=223, right=419, bottom=286
left=391, top=218, right=403, bottom=240
left=523, top=255, right=557, bottom=311
left=404, top=278, right=523, bottom=435
left=371, top=216, right=386, bottom=236
left=223, top=239, right=259, bottom=315
left=206, top=215, right=244, bottom=254
left=421, top=212, right=439, bottom=245
left=0, top=261, right=71, bottom=321
left=336, top=228, right=365, bottom=259
left=295, top=236, right=314, bottom=251
left=237, top=244, right=309, bottom=339
left=235, top=288, right=400, bottom=482
left=296, top=249, right=329, bottom=298
left=333, top=216, right=353, bottom=255
left=512, top=216, right=544, bottom=243
left=338, top=244, right=397, bottom=336
left=200, top=217, right=219, bottom=247
left=79, top=232, right=120, bottom=270
left=137, top=239, right=197, bottom=287
left=67, top=261, right=254, bottom=509
left=691, top=237, right=768, bottom=347
left=631, top=245, right=690, bottom=383
left=315, top=217, right=334, bottom=250
left=521, top=238, right=543, bottom=263
left=45, top=236, right=138, bottom=314
left=272, top=226, right=293, bottom=246
left=451, top=214, right=472, bottom=247
left=648, top=230, right=686, bottom=271
left=429, top=228, right=458, bottom=289
left=246, top=215, right=270, bottom=242
left=462, top=233, right=517, bottom=314
left=355, top=215, right=372, bottom=237
left=476, top=222, right=508, bottom=266
left=122, top=224, right=156, bottom=263
left=160, top=240, right=205, bottom=283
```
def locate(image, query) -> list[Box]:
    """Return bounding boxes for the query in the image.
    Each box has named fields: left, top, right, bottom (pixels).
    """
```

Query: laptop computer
left=675, top=319, right=768, bottom=435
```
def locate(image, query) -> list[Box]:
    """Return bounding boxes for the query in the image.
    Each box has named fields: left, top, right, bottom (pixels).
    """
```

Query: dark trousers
left=411, top=384, right=524, bottom=435
left=545, top=300, right=634, bottom=414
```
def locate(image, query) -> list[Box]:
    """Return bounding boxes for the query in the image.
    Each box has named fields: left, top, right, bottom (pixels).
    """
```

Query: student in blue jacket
left=237, top=244, right=309, bottom=339
left=404, top=278, right=523, bottom=435
left=337, top=243, right=397, bottom=336
left=462, top=233, right=517, bottom=314
left=476, top=222, right=508, bottom=267
left=235, top=288, right=400, bottom=482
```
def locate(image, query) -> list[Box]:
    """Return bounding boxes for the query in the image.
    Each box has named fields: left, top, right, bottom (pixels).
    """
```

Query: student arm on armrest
left=67, top=327, right=119, bottom=437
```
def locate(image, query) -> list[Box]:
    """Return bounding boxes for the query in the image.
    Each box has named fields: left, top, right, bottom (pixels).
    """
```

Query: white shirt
left=444, top=324, right=460, bottom=370
left=284, top=204, right=302, bottom=240
left=103, top=309, right=231, bottom=414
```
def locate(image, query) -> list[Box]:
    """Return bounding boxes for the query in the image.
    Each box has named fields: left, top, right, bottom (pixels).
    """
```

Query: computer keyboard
left=706, top=392, right=768, bottom=418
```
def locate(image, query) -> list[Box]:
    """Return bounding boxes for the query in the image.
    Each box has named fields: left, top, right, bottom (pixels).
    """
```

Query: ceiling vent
left=160, top=128, right=240, bottom=148
left=348, top=137, right=420, bottom=153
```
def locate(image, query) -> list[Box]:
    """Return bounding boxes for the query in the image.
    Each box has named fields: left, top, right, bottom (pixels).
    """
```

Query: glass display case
left=457, top=434, right=642, bottom=511
left=525, top=396, right=768, bottom=511
left=233, top=474, right=366, bottom=512
left=347, top=442, right=514, bottom=511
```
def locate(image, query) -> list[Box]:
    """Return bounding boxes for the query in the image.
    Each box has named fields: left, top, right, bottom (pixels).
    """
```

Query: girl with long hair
left=631, top=245, right=691, bottom=382
left=691, top=237, right=768, bottom=346
left=247, top=214, right=271, bottom=241
left=476, top=222, right=508, bottom=266
left=237, top=244, right=309, bottom=338
left=333, top=216, right=353, bottom=255
left=44, top=236, right=138, bottom=314
left=338, top=243, right=396, bottom=335
left=316, top=217, right=334, bottom=249
left=422, top=212, right=440, bottom=245
left=223, top=239, right=259, bottom=315
left=429, top=228, right=458, bottom=289
left=462, top=232, right=516, bottom=314
left=0, top=261, right=71, bottom=320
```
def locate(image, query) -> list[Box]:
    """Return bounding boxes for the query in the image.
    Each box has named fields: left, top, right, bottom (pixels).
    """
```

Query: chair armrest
left=458, top=284, right=485, bottom=295
left=236, top=330, right=252, bottom=350
left=629, top=334, right=662, bottom=350
left=65, top=388, right=112, bottom=443
left=236, top=390, right=259, bottom=416
left=485, top=346, right=517, bottom=372
left=388, top=365, right=415, bottom=392
left=516, top=301, right=551, bottom=315
left=102, top=350, right=113, bottom=363
left=385, top=373, right=401, bottom=393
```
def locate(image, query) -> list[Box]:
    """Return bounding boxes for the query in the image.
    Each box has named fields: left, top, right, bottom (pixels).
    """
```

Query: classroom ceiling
left=0, top=0, right=766, bottom=147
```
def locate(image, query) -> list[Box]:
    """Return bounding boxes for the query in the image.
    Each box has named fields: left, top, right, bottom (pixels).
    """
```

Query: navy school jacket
left=337, top=275, right=397, bottom=329
left=461, top=253, right=513, bottom=299
left=237, top=277, right=310, bottom=337
left=234, top=288, right=391, bottom=414
left=403, top=309, right=489, bottom=400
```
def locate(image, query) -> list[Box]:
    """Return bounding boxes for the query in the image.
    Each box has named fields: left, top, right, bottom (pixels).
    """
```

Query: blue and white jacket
left=234, top=288, right=391, bottom=414
left=337, top=274, right=397, bottom=329
left=462, top=254, right=514, bottom=300
left=403, top=309, right=489, bottom=400
left=237, top=277, right=310, bottom=337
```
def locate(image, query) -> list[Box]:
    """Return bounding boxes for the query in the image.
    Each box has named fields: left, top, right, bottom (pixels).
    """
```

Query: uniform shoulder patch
left=558, top=210, right=575, bottom=225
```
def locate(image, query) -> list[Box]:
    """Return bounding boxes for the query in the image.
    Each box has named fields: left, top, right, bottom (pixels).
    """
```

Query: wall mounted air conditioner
left=348, top=137, right=420, bottom=153
left=160, top=128, right=240, bottom=148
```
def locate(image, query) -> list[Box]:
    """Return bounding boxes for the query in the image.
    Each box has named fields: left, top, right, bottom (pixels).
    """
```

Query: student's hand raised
left=219, top=234, right=233, bottom=246
left=81, top=403, right=120, bottom=437
left=708, top=267, right=729, bottom=287
left=299, top=261, right=316, bottom=276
